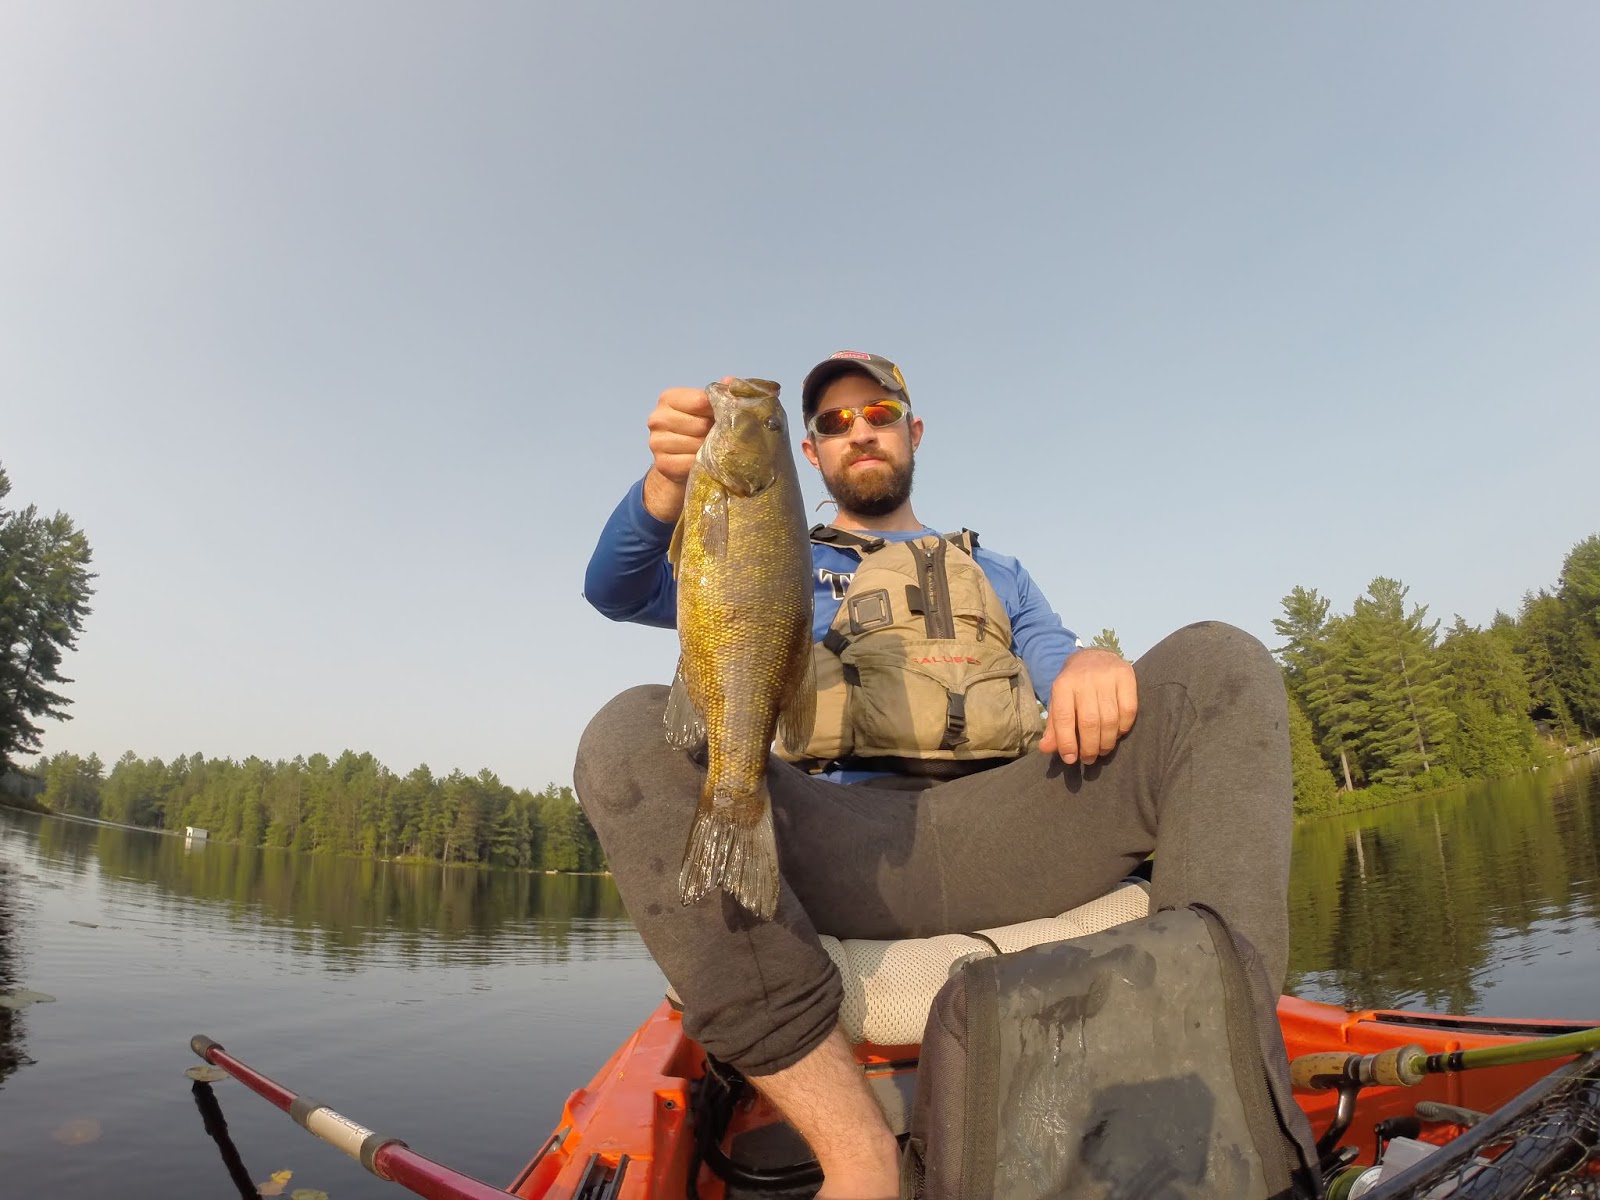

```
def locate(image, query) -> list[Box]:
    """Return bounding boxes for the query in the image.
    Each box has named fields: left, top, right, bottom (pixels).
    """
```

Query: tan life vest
left=779, top=526, right=1045, bottom=775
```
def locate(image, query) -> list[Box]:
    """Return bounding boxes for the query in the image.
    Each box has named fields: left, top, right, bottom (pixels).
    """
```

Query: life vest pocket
left=841, top=639, right=1037, bottom=761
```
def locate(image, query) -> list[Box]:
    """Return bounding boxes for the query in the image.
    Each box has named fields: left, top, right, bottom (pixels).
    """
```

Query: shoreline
left=0, top=803, right=612, bottom=877
left=1295, top=750, right=1598, bottom=824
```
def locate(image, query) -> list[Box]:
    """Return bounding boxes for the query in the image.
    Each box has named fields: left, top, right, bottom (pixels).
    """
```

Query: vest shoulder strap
left=809, top=524, right=887, bottom=557
left=811, top=524, right=980, bottom=557
left=944, top=528, right=979, bottom=555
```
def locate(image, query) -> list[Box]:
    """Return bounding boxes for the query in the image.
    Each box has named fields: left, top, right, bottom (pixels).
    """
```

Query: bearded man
left=577, top=352, right=1293, bottom=1200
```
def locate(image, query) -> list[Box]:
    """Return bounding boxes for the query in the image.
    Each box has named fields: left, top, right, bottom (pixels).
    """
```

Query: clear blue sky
left=5, top=4, right=1597, bottom=794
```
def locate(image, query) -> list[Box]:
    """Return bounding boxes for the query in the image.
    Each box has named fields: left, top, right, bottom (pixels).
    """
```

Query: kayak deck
left=510, top=998, right=1596, bottom=1200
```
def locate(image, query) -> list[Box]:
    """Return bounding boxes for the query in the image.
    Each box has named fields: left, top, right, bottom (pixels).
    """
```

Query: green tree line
left=30, top=749, right=606, bottom=872
left=1278, top=534, right=1600, bottom=814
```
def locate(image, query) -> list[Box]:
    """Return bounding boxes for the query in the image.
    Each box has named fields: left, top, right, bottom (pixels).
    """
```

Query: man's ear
left=801, top=438, right=821, bottom=470
left=909, top=416, right=924, bottom=452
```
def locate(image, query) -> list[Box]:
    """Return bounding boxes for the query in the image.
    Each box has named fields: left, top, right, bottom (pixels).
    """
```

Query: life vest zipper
left=914, top=540, right=956, bottom=640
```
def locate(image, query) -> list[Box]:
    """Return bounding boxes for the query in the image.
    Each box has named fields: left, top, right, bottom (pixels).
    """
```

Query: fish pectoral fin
left=697, top=487, right=729, bottom=559
left=777, top=652, right=817, bottom=756
left=664, top=661, right=707, bottom=750
left=667, top=509, right=686, bottom=578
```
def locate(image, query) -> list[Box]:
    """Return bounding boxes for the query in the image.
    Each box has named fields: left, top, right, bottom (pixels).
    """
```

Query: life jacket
left=780, top=525, right=1045, bottom=777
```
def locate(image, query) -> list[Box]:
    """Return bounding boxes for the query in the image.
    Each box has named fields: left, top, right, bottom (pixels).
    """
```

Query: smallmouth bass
left=666, top=378, right=814, bottom=920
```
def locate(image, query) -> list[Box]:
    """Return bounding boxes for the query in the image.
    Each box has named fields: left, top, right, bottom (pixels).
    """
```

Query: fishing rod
left=189, top=1034, right=517, bottom=1200
left=1291, top=1024, right=1600, bottom=1094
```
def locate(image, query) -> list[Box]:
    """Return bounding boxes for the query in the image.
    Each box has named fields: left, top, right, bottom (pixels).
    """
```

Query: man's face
left=801, top=372, right=924, bottom=518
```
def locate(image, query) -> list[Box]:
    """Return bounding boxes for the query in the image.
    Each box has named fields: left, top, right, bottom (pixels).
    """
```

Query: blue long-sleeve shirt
left=584, top=478, right=1080, bottom=704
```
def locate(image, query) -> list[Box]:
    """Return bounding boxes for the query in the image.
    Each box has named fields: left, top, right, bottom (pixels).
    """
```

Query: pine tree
left=38, top=751, right=103, bottom=815
left=1515, top=591, right=1575, bottom=738
left=1554, top=537, right=1600, bottom=734
left=1274, top=587, right=1363, bottom=790
left=1344, top=578, right=1455, bottom=785
left=538, top=785, right=583, bottom=871
left=1287, top=695, right=1339, bottom=813
left=1439, top=617, right=1538, bottom=778
left=1089, top=628, right=1124, bottom=657
left=0, top=468, right=97, bottom=770
left=1559, top=535, right=1600, bottom=632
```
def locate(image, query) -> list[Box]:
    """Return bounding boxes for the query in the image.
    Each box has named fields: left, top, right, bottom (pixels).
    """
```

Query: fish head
left=701, top=378, right=790, bottom=497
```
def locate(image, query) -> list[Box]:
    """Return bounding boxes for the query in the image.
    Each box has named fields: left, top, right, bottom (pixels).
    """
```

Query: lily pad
left=0, top=989, right=57, bottom=1010
left=185, top=1065, right=227, bottom=1083
left=290, top=1190, right=329, bottom=1200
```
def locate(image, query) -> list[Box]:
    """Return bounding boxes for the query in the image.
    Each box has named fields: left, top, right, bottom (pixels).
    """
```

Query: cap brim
left=802, top=359, right=905, bottom=416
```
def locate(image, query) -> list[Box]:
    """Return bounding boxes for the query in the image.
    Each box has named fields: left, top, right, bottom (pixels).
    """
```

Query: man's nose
left=846, top=415, right=880, bottom=444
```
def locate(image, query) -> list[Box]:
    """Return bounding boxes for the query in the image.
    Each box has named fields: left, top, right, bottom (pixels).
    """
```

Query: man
left=578, top=352, right=1293, bottom=1200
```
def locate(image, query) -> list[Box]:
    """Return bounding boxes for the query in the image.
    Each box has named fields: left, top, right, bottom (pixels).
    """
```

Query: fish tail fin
left=679, top=785, right=779, bottom=921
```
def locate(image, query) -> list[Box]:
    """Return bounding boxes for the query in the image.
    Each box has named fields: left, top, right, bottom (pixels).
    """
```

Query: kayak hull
left=510, top=998, right=1595, bottom=1200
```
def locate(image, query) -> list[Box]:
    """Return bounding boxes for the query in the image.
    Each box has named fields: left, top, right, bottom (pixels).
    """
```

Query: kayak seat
left=823, top=880, right=1150, bottom=1045
left=666, top=880, right=1150, bottom=1046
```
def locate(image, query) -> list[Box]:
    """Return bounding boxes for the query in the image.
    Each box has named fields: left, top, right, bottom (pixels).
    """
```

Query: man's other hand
left=642, top=385, right=718, bottom=522
left=1038, top=648, right=1138, bottom=766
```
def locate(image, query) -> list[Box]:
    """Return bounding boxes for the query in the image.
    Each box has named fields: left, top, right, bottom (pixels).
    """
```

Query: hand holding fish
left=643, top=386, right=716, bottom=522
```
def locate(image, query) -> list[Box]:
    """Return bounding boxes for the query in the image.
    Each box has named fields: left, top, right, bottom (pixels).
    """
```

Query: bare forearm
left=641, top=466, right=687, bottom=524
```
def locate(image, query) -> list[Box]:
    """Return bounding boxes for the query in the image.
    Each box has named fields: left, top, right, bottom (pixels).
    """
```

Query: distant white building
left=185, top=826, right=209, bottom=840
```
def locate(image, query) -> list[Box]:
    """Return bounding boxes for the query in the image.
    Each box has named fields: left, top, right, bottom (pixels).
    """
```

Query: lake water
left=2, top=756, right=1597, bottom=1199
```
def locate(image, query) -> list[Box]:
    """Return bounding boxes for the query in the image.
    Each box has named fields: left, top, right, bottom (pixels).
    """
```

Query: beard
left=821, top=449, right=915, bottom=518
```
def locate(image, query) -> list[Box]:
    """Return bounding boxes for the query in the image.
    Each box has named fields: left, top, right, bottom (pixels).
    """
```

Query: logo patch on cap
left=831, top=351, right=871, bottom=361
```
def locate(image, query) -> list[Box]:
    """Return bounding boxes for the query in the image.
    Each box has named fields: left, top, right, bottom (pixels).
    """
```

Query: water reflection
left=1287, top=758, right=1600, bottom=1016
left=16, top=810, right=641, bottom=968
left=190, top=1081, right=259, bottom=1200
left=0, top=864, right=28, bottom=1088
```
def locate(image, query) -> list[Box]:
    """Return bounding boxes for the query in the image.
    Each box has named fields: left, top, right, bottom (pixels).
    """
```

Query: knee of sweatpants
left=1142, top=620, right=1278, bottom=688
left=573, top=684, right=675, bottom=823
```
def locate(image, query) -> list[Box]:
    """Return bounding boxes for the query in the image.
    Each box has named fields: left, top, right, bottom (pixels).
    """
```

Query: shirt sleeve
left=582, top=477, right=679, bottom=628
left=989, top=554, right=1080, bottom=704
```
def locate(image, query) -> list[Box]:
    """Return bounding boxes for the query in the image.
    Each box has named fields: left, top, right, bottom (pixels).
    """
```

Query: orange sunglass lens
left=811, top=409, right=853, bottom=436
left=811, top=400, right=905, bottom=436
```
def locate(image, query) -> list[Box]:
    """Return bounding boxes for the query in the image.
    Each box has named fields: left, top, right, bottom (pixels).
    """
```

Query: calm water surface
left=2, top=756, right=1597, bottom=1199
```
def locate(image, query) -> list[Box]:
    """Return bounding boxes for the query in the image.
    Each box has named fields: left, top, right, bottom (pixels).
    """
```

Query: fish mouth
left=699, top=377, right=786, bottom=496
left=707, top=378, right=780, bottom=422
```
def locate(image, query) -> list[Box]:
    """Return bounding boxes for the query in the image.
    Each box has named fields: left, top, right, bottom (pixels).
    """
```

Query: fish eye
left=763, top=416, right=782, bottom=432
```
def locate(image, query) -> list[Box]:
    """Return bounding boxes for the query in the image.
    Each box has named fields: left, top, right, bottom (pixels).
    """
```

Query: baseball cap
left=800, top=351, right=910, bottom=421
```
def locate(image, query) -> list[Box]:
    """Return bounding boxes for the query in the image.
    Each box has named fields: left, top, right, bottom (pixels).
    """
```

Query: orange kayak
left=509, top=998, right=1597, bottom=1200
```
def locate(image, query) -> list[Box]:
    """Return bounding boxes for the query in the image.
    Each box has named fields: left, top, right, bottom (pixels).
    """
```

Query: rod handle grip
left=1290, top=1052, right=1353, bottom=1092
left=1370, top=1045, right=1427, bottom=1087
left=1289, top=1044, right=1427, bottom=1091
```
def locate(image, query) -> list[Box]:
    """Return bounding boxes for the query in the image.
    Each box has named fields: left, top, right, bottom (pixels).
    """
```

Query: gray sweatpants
left=573, top=621, right=1293, bottom=1077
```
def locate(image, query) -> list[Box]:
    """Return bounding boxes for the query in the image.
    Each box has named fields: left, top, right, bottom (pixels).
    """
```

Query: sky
left=3, top=3, right=1597, bottom=795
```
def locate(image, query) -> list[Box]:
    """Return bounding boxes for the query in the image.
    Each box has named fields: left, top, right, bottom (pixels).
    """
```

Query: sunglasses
left=806, top=398, right=911, bottom=439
